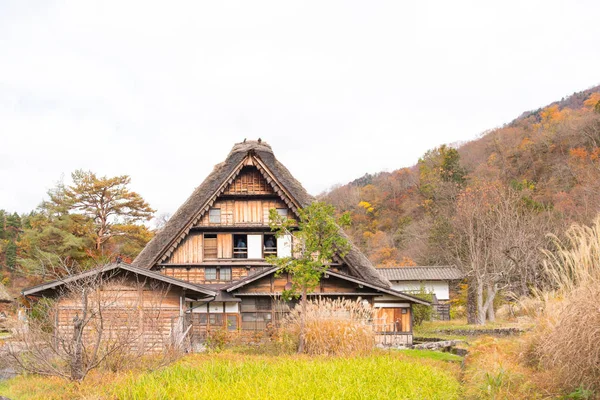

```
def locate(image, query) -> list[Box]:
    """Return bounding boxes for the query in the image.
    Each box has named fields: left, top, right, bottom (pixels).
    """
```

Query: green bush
left=412, top=285, right=435, bottom=326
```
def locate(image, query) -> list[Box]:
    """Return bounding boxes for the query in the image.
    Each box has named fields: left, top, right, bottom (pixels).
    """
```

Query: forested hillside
left=322, top=85, right=600, bottom=321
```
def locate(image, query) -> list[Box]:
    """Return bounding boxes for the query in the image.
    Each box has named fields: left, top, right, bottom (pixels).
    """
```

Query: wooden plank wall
left=374, top=308, right=412, bottom=333
left=56, top=279, right=183, bottom=353
left=217, top=234, right=232, bottom=258
left=161, top=266, right=249, bottom=284
left=196, top=199, right=291, bottom=227
left=235, top=200, right=261, bottom=223
left=321, top=277, right=356, bottom=293
left=169, top=233, right=203, bottom=264
left=237, top=274, right=363, bottom=294
left=224, top=167, right=274, bottom=195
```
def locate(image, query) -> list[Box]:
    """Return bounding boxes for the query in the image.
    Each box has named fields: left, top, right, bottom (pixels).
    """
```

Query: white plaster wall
left=225, top=302, right=239, bottom=313
left=390, top=281, right=450, bottom=300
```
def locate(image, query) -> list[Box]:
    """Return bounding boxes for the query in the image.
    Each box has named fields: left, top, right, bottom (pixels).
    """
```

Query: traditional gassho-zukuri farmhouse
left=22, top=140, right=429, bottom=349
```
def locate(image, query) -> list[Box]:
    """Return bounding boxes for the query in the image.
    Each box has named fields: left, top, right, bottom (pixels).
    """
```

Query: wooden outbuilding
left=376, top=266, right=463, bottom=320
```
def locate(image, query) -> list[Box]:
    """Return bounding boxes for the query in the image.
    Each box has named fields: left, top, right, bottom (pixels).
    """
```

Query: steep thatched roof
left=133, top=140, right=390, bottom=288
left=0, top=283, right=12, bottom=302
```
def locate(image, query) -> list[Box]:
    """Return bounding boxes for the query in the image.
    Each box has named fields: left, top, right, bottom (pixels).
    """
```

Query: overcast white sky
left=1, top=1, right=599, bottom=218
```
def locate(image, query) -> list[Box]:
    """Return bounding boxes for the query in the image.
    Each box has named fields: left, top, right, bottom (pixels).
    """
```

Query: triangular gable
left=134, top=144, right=305, bottom=268
left=132, top=140, right=391, bottom=289
left=157, top=154, right=301, bottom=264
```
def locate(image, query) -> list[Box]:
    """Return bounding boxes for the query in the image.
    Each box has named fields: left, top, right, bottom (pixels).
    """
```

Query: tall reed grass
left=528, top=216, right=600, bottom=391
left=278, top=298, right=375, bottom=356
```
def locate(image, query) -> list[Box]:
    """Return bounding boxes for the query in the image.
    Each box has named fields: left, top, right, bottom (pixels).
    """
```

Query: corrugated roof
left=376, top=266, right=463, bottom=281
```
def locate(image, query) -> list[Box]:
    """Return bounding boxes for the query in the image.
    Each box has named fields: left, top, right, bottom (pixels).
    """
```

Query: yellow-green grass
left=399, top=349, right=463, bottom=363
left=0, top=351, right=461, bottom=400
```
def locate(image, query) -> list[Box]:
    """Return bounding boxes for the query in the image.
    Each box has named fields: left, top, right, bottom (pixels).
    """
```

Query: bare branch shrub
left=6, top=264, right=184, bottom=381
left=278, top=298, right=375, bottom=356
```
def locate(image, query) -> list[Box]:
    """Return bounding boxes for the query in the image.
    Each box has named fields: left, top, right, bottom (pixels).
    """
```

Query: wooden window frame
left=204, top=232, right=283, bottom=260
left=220, top=267, right=232, bottom=281
left=209, top=208, right=221, bottom=224
left=263, top=234, right=277, bottom=257
left=205, top=267, right=217, bottom=280
left=233, top=234, right=248, bottom=259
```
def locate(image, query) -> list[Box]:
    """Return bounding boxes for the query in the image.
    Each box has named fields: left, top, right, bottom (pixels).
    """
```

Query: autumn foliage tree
left=65, top=170, right=155, bottom=255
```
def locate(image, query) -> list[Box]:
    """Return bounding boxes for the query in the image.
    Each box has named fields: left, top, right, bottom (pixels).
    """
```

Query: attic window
left=209, top=208, right=221, bottom=224
left=276, top=208, right=288, bottom=218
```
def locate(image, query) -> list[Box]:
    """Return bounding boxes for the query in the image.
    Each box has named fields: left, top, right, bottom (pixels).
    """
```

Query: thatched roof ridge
left=0, top=282, right=11, bottom=302
left=132, top=140, right=390, bottom=288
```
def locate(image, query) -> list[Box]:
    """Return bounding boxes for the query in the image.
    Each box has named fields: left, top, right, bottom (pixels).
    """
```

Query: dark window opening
left=241, top=312, right=272, bottom=330
left=241, top=297, right=272, bottom=312
left=264, top=234, right=277, bottom=257
left=233, top=234, right=248, bottom=259
left=256, top=297, right=271, bottom=311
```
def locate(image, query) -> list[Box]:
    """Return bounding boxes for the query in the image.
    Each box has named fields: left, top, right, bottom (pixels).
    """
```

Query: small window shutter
left=277, top=234, right=292, bottom=258
left=247, top=235, right=262, bottom=259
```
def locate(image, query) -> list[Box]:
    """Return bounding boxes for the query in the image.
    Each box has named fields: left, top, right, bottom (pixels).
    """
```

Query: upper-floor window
left=201, top=232, right=291, bottom=260
left=264, top=234, right=277, bottom=257
left=276, top=208, right=288, bottom=218
left=233, top=234, right=248, bottom=258
left=209, top=208, right=221, bottom=223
